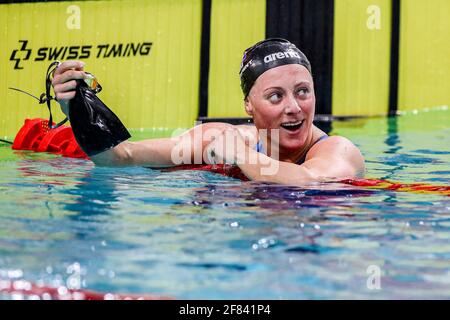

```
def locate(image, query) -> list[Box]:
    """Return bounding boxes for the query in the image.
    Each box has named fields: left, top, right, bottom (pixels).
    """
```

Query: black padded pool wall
left=266, top=0, right=334, bottom=116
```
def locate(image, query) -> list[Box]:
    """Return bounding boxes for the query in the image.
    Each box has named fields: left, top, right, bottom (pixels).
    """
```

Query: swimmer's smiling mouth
left=280, top=120, right=303, bottom=131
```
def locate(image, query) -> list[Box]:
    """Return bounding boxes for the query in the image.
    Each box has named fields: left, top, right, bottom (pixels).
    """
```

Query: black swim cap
left=239, top=38, right=311, bottom=98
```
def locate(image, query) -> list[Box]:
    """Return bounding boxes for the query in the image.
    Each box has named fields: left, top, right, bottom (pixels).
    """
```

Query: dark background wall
left=266, top=0, right=334, bottom=116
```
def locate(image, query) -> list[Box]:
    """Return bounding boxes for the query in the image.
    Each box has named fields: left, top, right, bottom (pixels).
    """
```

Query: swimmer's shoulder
left=306, top=133, right=365, bottom=174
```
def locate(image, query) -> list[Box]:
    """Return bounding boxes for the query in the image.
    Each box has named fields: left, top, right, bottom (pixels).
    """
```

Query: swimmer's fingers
left=52, top=77, right=79, bottom=116
left=223, top=128, right=248, bottom=144
left=53, top=80, right=78, bottom=97
left=56, top=91, right=76, bottom=101
left=235, top=128, right=253, bottom=146
left=50, top=61, right=86, bottom=118
left=52, top=69, right=85, bottom=87
left=52, top=61, right=85, bottom=89
left=203, top=129, right=243, bottom=165
left=53, top=60, right=85, bottom=76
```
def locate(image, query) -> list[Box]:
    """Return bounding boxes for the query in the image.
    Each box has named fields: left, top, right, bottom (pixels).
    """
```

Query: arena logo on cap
left=263, top=51, right=300, bottom=64
left=239, top=59, right=253, bottom=76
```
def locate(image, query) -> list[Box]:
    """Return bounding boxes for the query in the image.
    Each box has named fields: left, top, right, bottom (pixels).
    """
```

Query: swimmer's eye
left=267, top=92, right=283, bottom=103
left=296, top=87, right=309, bottom=97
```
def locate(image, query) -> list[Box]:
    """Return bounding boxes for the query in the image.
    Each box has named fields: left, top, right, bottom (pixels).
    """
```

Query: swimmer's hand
left=51, top=60, right=86, bottom=118
left=204, top=128, right=252, bottom=165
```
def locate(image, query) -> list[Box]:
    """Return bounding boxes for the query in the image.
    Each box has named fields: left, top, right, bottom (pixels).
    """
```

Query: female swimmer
left=51, top=38, right=365, bottom=185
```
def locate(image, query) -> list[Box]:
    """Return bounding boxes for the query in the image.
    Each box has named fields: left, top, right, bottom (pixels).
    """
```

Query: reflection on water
left=0, top=111, right=449, bottom=299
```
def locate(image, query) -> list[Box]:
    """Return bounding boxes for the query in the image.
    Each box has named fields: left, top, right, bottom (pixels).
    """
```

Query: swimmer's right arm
left=52, top=61, right=235, bottom=167
left=89, top=122, right=234, bottom=167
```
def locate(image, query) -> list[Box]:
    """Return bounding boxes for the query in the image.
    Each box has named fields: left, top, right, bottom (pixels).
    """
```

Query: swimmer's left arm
left=236, top=136, right=365, bottom=185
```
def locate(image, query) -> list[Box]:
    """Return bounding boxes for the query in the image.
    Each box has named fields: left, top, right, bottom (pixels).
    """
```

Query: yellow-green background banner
left=332, top=0, right=392, bottom=117
left=208, top=0, right=266, bottom=118
left=1, top=0, right=202, bottom=138
left=398, top=0, right=449, bottom=111
left=1, top=0, right=448, bottom=139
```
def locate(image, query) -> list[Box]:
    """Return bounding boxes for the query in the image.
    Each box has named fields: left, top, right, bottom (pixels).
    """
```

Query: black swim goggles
left=9, top=61, right=102, bottom=129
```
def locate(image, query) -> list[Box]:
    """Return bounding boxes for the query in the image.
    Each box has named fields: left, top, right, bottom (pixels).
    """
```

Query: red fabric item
left=12, top=118, right=88, bottom=159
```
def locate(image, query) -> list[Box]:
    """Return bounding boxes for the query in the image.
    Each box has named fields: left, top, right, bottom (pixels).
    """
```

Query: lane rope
left=164, top=164, right=450, bottom=196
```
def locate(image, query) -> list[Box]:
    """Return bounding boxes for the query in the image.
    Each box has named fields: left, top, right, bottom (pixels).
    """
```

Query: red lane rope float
left=165, top=165, right=450, bottom=196
left=340, top=178, right=450, bottom=196
left=0, top=279, right=172, bottom=300
left=12, top=118, right=449, bottom=196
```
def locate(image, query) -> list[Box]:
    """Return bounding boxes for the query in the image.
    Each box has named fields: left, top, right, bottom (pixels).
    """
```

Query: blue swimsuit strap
left=255, top=134, right=329, bottom=165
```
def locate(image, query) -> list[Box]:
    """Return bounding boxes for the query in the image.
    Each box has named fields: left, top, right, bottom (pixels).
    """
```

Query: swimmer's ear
left=244, top=97, right=253, bottom=116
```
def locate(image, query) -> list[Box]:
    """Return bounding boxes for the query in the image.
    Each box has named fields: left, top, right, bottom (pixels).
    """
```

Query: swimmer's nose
left=284, top=94, right=302, bottom=114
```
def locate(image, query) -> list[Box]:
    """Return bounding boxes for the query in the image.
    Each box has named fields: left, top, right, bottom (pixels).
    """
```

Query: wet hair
left=239, top=38, right=311, bottom=98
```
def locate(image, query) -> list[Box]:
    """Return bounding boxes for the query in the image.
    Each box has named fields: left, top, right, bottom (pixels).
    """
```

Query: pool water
left=0, top=109, right=449, bottom=299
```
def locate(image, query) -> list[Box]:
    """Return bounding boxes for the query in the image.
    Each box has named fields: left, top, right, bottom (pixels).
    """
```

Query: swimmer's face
left=245, top=64, right=315, bottom=150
